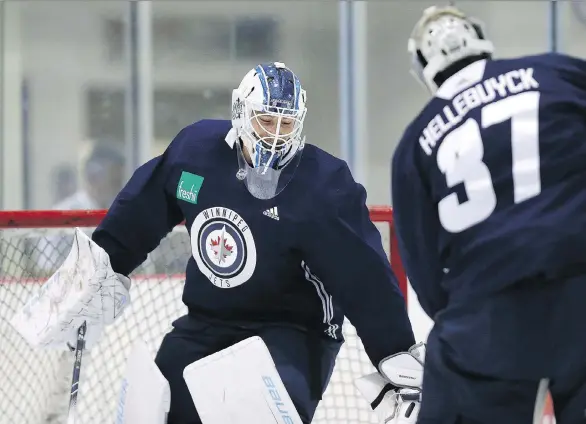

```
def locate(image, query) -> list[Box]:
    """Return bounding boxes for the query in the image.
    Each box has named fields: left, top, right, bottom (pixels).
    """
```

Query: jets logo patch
left=191, top=207, right=256, bottom=288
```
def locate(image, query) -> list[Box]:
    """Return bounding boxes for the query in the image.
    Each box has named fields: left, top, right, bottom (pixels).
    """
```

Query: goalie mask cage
left=0, top=207, right=406, bottom=424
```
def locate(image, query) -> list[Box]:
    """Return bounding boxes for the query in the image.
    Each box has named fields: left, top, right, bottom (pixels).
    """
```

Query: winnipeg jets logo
left=191, top=207, right=256, bottom=288
left=209, top=229, right=233, bottom=262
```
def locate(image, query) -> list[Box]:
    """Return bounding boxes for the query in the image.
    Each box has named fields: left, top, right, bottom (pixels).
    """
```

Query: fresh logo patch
left=177, top=171, right=204, bottom=204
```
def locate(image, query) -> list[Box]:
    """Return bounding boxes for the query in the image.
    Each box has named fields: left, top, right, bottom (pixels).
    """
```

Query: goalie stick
left=67, top=322, right=87, bottom=424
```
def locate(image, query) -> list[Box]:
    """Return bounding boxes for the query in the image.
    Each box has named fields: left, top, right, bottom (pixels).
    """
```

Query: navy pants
left=155, top=315, right=341, bottom=424
left=417, top=274, right=586, bottom=424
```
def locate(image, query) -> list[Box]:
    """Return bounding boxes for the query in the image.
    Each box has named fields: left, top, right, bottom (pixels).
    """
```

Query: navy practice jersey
left=392, top=53, right=586, bottom=319
left=93, top=119, right=414, bottom=367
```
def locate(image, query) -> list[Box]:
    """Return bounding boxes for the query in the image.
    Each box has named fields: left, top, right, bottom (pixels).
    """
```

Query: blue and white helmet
left=231, top=62, right=307, bottom=170
left=408, top=5, right=494, bottom=93
left=227, top=62, right=307, bottom=199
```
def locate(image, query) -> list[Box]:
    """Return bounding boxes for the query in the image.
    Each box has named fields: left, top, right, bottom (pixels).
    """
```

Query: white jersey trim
left=301, top=261, right=338, bottom=339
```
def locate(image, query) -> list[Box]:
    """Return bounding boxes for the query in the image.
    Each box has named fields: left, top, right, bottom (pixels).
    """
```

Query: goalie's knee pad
left=183, top=336, right=304, bottom=424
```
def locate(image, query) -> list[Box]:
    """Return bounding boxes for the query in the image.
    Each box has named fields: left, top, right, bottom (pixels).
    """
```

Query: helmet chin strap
left=238, top=139, right=253, bottom=166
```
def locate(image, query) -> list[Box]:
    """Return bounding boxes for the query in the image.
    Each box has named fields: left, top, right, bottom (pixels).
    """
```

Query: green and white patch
left=176, top=171, right=204, bottom=204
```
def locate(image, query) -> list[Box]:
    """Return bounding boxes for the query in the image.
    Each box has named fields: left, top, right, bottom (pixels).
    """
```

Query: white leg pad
left=115, top=340, right=170, bottom=424
left=183, top=336, right=303, bottom=424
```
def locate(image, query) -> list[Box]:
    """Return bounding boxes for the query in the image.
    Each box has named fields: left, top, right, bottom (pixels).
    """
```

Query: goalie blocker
left=355, top=343, right=424, bottom=424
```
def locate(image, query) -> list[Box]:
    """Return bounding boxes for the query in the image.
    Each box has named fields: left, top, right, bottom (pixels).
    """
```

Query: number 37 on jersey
left=433, top=91, right=541, bottom=233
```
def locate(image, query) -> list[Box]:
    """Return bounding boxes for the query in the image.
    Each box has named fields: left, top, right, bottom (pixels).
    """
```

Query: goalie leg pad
left=155, top=321, right=338, bottom=423
left=116, top=340, right=170, bottom=424
left=183, top=336, right=304, bottom=424
left=259, top=326, right=340, bottom=422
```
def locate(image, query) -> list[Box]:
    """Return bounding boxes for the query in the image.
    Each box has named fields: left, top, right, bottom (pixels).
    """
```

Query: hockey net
left=0, top=207, right=406, bottom=424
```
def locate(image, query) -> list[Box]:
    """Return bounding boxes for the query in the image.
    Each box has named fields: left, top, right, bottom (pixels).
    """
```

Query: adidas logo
left=263, top=207, right=279, bottom=221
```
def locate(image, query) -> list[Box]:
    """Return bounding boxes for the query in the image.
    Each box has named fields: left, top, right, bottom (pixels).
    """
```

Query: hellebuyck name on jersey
left=418, top=67, right=539, bottom=156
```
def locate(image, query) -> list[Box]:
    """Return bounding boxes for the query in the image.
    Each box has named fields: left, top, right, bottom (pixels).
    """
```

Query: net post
left=368, top=206, right=407, bottom=299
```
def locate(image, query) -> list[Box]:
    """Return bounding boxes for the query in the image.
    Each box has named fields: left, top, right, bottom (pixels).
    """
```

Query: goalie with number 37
left=12, top=62, right=421, bottom=424
left=392, top=4, right=586, bottom=424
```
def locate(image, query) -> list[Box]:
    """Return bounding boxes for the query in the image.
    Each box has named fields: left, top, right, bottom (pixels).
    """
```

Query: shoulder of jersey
left=166, top=119, right=232, bottom=161
left=517, top=52, right=585, bottom=75
left=175, top=119, right=232, bottom=149
left=298, top=143, right=356, bottom=200
left=504, top=52, right=565, bottom=66
left=486, top=53, right=561, bottom=74
left=300, top=143, right=349, bottom=182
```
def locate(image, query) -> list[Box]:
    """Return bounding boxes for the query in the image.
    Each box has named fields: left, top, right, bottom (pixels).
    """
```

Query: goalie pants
left=154, top=314, right=341, bottom=424
left=417, top=273, right=586, bottom=424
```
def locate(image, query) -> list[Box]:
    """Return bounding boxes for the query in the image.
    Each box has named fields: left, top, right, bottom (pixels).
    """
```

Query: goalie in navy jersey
left=391, top=5, right=586, bottom=424
left=52, top=62, right=418, bottom=423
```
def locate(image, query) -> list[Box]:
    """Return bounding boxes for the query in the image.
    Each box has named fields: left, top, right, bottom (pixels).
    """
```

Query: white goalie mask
left=408, top=5, right=494, bottom=93
left=226, top=62, right=307, bottom=200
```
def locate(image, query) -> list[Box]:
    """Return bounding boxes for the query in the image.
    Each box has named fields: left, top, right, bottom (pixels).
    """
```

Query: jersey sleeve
left=300, top=164, right=415, bottom=368
left=391, top=133, right=447, bottom=319
left=92, top=130, right=186, bottom=276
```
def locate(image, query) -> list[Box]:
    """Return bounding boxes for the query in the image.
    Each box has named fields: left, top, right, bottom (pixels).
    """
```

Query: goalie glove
left=354, top=343, right=426, bottom=424
left=10, top=228, right=131, bottom=350
left=64, top=272, right=131, bottom=350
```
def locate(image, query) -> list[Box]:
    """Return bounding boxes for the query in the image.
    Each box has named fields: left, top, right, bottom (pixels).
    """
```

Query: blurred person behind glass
left=36, top=143, right=182, bottom=277
left=51, top=164, right=78, bottom=205
left=54, top=143, right=125, bottom=210
left=32, top=143, right=126, bottom=276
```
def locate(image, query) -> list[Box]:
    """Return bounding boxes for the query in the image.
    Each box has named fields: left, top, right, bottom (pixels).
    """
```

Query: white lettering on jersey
left=436, top=91, right=541, bottom=232
left=419, top=68, right=539, bottom=156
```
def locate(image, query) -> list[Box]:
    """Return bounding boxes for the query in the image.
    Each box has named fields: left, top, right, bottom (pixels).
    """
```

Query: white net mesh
left=0, top=209, right=400, bottom=424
